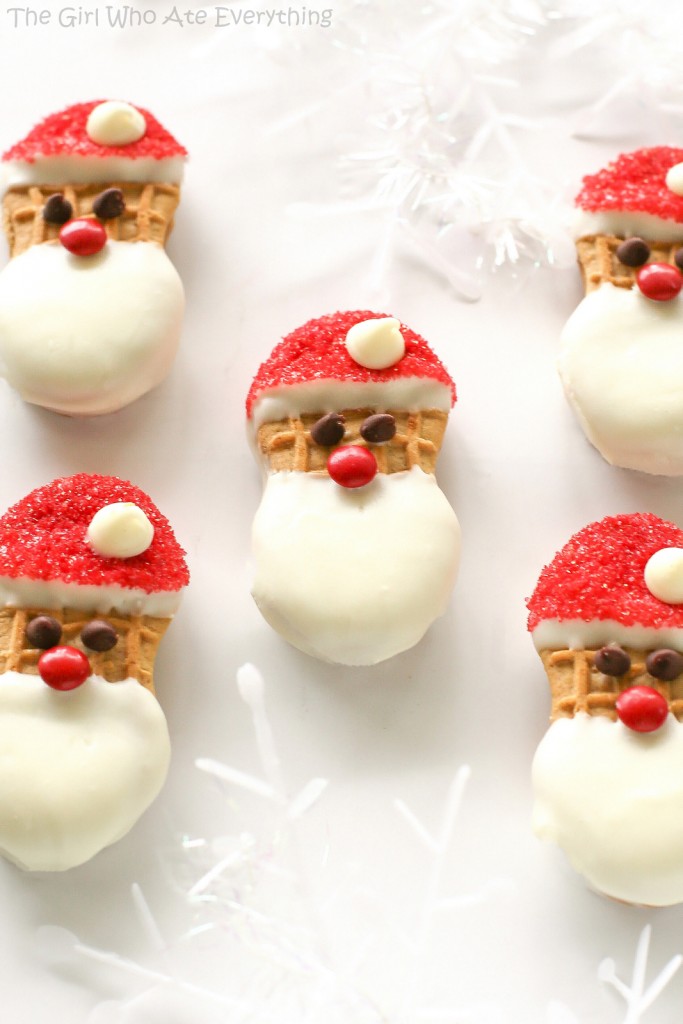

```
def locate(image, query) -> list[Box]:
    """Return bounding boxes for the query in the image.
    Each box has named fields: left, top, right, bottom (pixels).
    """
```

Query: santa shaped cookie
left=247, top=310, right=460, bottom=666
left=0, top=473, right=188, bottom=871
left=561, top=147, right=683, bottom=475
left=0, top=100, right=187, bottom=415
left=528, top=513, right=683, bottom=906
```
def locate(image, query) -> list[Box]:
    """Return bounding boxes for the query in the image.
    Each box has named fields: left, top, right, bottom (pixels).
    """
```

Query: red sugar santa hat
left=576, top=146, right=683, bottom=222
left=2, top=100, right=187, bottom=185
left=0, top=474, right=188, bottom=616
left=246, top=309, right=456, bottom=427
left=527, top=513, right=683, bottom=640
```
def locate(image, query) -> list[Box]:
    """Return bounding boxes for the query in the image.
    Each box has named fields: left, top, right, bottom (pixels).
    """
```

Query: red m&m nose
left=38, top=646, right=90, bottom=691
left=59, top=218, right=107, bottom=257
left=636, top=263, right=683, bottom=302
left=327, top=445, right=378, bottom=488
left=615, top=685, right=668, bottom=733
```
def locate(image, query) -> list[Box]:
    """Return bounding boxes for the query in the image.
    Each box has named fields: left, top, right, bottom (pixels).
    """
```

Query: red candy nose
left=38, top=646, right=90, bottom=691
left=615, top=685, right=669, bottom=733
left=327, top=445, right=378, bottom=488
left=636, top=263, right=683, bottom=302
left=59, top=218, right=107, bottom=257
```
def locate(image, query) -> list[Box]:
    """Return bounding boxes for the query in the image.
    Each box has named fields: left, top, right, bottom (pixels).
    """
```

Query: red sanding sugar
left=576, top=147, right=683, bottom=221
left=0, top=474, right=189, bottom=592
left=527, top=513, right=683, bottom=632
left=246, top=310, right=456, bottom=416
left=3, top=101, right=187, bottom=162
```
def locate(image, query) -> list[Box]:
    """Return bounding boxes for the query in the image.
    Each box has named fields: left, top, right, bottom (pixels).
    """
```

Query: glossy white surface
left=1, top=7, right=683, bottom=1024
left=559, top=283, right=683, bottom=475
left=252, top=467, right=460, bottom=665
left=533, top=713, right=683, bottom=907
left=0, top=241, right=184, bottom=415
left=0, top=674, right=170, bottom=872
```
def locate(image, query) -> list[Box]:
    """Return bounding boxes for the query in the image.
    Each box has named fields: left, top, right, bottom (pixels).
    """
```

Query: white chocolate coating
left=345, top=317, right=405, bottom=369
left=532, top=618, right=683, bottom=652
left=1, top=156, right=185, bottom=187
left=559, top=283, right=683, bottom=475
left=251, top=467, right=460, bottom=666
left=573, top=209, right=683, bottom=242
left=86, top=101, right=146, bottom=146
left=0, top=575, right=182, bottom=617
left=87, top=503, right=154, bottom=558
left=250, top=379, right=452, bottom=431
left=533, top=713, right=683, bottom=906
left=644, top=547, right=683, bottom=603
left=0, top=240, right=184, bottom=416
left=0, top=673, right=170, bottom=871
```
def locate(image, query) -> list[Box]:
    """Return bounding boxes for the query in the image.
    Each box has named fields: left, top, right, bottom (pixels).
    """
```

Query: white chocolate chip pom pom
left=345, top=317, right=405, bottom=370
left=644, top=547, right=683, bottom=604
left=86, top=502, right=154, bottom=558
left=86, top=101, right=146, bottom=146
left=666, top=162, right=683, bottom=197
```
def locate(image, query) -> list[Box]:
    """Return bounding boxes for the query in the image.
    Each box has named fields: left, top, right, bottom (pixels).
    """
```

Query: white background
left=1, top=3, right=683, bottom=1022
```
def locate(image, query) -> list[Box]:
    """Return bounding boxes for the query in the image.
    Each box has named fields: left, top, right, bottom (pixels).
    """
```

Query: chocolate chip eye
left=360, top=413, right=396, bottom=444
left=42, top=193, right=73, bottom=225
left=675, top=249, right=683, bottom=272
left=92, top=188, right=125, bottom=220
left=615, top=237, right=651, bottom=268
left=26, top=615, right=62, bottom=649
left=594, top=645, right=631, bottom=676
left=646, top=648, right=683, bottom=681
left=80, top=620, right=118, bottom=652
left=310, top=413, right=345, bottom=447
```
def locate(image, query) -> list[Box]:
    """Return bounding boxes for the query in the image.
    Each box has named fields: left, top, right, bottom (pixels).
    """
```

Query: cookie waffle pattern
left=576, top=234, right=681, bottom=294
left=541, top=647, right=683, bottom=723
left=0, top=607, right=170, bottom=694
left=2, top=181, right=180, bottom=257
left=257, top=408, right=448, bottom=475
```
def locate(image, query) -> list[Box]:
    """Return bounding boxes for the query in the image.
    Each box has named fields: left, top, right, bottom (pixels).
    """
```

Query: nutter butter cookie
left=561, top=147, right=683, bottom=475
left=247, top=310, right=461, bottom=666
left=0, top=100, right=187, bottom=416
left=0, top=473, right=188, bottom=871
left=528, top=512, right=683, bottom=906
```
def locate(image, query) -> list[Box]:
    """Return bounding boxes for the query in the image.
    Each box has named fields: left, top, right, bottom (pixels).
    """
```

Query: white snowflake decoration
left=268, top=0, right=683, bottom=300
left=30, top=664, right=683, bottom=1024
left=599, top=925, right=682, bottom=1024
left=34, top=665, right=508, bottom=1024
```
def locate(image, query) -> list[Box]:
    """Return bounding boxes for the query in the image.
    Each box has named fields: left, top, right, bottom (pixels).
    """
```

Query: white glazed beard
left=559, top=283, right=683, bottom=475
left=0, top=673, right=170, bottom=872
left=533, top=714, right=683, bottom=906
left=251, top=466, right=460, bottom=666
left=0, top=240, right=184, bottom=416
